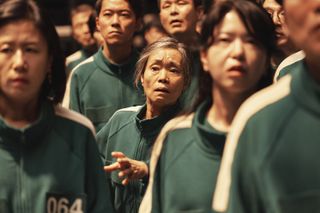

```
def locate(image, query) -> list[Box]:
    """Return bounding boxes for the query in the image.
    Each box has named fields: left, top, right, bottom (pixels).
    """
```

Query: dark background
left=38, top=0, right=158, bottom=26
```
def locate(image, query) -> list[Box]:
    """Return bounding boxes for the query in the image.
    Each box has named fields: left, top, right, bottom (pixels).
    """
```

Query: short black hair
left=157, top=0, right=203, bottom=10
left=275, top=0, right=283, bottom=5
left=95, top=0, right=143, bottom=19
left=0, top=0, right=66, bottom=104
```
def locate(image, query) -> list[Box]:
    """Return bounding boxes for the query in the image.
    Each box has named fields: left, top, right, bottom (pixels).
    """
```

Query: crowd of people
left=0, top=0, right=319, bottom=212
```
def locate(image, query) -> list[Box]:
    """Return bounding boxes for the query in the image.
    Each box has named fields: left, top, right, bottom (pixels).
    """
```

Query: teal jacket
left=213, top=60, right=320, bottom=213
left=140, top=100, right=226, bottom=213
left=97, top=103, right=181, bottom=213
left=0, top=101, right=113, bottom=213
left=64, top=47, right=145, bottom=132
left=66, top=48, right=96, bottom=77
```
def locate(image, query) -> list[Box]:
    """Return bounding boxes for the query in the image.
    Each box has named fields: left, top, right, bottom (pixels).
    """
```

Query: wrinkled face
left=284, top=0, right=320, bottom=63
left=263, top=0, right=287, bottom=48
left=96, top=0, right=138, bottom=46
left=141, top=48, right=185, bottom=109
left=201, top=11, right=268, bottom=94
left=159, top=0, right=198, bottom=37
left=72, top=11, right=96, bottom=47
left=0, top=20, right=50, bottom=105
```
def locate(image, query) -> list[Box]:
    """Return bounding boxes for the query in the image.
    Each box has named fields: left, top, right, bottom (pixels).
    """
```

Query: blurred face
left=141, top=48, right=185, bottom=109
left=144, top=27, right=168, bottom=44
left=96, top=0, right=138, bottom=46
left=284, top=0, right=320, bottom=63
left=201, top=11, right=268, bottom=94
left=0, top=20, right=50, bottom=105
left=159, top=0, right=198, bottom=37
left=263, top=0, right=287, bottom=47
left=72, top=11, right=96, bottom=47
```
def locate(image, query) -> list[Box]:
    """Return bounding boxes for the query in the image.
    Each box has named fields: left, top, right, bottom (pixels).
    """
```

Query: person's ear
left=200, top=49, right=209, bottom=73
left=96, top=16, right=101, bottom=32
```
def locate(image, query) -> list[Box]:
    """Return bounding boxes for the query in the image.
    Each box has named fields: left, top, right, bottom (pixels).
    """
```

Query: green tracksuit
left=0, top=101, right=113, bottom=213
left=65, top=47, right=145, bottom=132
left=141, top=100, right=226, bottom=213
left=97, top=103, right=181, bottom=213
left=66, top=48, right=95, bottom=77
left=214, top=60, right=320, bottom=213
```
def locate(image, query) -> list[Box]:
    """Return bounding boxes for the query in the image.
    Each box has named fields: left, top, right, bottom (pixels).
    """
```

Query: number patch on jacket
left=46, top=193, right=86, bottom=213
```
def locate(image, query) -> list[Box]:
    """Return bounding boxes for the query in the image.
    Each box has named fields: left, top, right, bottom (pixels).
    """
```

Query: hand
left=104, top=151, right=149, bottom=185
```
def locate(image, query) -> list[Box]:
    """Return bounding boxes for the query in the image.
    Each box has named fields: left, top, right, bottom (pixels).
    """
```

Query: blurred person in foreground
left=0, top=0, right=112, bottom=212
left=213, top=0, right=320, bottom=212
left=140, top=1, right=276, bottom=212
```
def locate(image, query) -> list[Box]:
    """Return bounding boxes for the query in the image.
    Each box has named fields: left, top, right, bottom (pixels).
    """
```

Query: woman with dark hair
left=139, top=1, right=276, bottom=212
left=0, top=0, right=112, bottom=212
left=97, top=37, right=191, bottom=213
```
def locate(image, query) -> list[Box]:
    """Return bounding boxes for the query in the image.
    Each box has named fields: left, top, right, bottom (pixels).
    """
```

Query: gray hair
left=134, top=37, right=192, bottom=88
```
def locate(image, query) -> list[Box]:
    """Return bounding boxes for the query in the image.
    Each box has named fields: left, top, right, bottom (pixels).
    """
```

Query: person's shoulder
left=54, top=104, right=96, bottom=136
left=274, top=50, right=305, bottom=82
left=237, top=75, right=294, bottom=126
left=109, top=105, right=143, bottom=122
left=66, top=50, right=83, bottom=66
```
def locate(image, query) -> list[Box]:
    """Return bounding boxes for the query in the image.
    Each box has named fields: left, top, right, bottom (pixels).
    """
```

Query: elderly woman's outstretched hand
left=104, top=151, right=149, bottom=186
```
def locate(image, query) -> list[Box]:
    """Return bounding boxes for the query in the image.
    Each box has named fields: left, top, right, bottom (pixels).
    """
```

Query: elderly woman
left=0, top=0, right=112, bottom=212
left=97, top=37, right=191, bottom=213
left=139, top=1, right=277, bottom=212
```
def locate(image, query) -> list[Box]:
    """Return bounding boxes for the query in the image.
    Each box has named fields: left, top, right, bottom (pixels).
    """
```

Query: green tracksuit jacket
left=213, top=60, right=320, bottom=213
left=140, top=100, right=226, bottom=213
left=97, top=103, right=181, bottom=213
left=0, top=101, right=113, bottom=213
left=65, top=47, right=145, bottom=132
left=66, top=48, right=95, bottom=77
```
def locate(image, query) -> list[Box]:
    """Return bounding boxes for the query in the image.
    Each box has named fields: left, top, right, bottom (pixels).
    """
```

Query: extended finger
left=104, top=162, right=120, bottom=172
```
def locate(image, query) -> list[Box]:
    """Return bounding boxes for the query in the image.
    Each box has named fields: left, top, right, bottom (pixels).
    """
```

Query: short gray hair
left=134, top=37, right=192, bottom=88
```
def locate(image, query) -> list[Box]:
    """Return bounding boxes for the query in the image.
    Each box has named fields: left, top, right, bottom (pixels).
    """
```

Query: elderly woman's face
left=0, top=20, right=50, bottom=104
left=141, top=48, right=185, bottom=108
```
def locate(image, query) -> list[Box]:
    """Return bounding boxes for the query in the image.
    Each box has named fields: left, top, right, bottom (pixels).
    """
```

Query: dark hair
left=95, top=0, right=142, bottom=19
left=193, top=0, right=277, bottom=109
left=70, top=3, right=94, bottom=20
left=88, top=11, right=97, bottom=37
left=0, top=0, right=66, bottom=104
left=157, top=0, right=203, bottom=10
left=275, top=0, right=283, bottom=5
left=134, top=37, right=191, bottom=89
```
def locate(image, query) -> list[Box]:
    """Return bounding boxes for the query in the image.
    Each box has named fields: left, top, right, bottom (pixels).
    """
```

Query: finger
left=104, top=162, right=120, bottom=172
left=122, top=178, right=129, bottom=186
left=118, top=168, right=133, bottom=178
left=111, top=151, right=126, bottom=158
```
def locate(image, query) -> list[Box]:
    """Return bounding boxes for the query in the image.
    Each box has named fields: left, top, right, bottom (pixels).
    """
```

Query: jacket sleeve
left=85, top=131, right=115, bottom=213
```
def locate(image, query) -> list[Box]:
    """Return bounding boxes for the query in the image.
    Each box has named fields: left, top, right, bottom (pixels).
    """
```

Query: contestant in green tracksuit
left=97, top=38, right=192, bottom=213
left=64, top=47, right=145, bottom=132
left=0, top=1, right=112, bottom=212
left=139, top=1, right=276, bottom=212
left=213, top=1, right=320, bottom=213
left=63, top=0, right=145, bottom=132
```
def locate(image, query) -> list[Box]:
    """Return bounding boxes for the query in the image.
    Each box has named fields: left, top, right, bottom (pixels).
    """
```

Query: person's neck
left=305, top=56, right=320, bottom=84
left=145, top=102, right=172, bottom=120
left=207, top=86, right=252, bottom=132
left=102, top=42, right=133, bottom=65
left=0, top=97, right=39, bottom=129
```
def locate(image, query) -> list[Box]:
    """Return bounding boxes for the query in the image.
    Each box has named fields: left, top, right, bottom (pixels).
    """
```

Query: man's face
left=159, top=0, right=198, bottom=37
left=72, top=11, right=95, bottom=48
left=284, top=0, right=320, bottom=61
left=96, top=0, right=138, bottom=46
